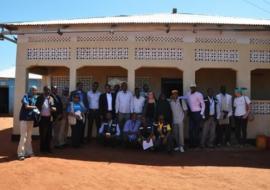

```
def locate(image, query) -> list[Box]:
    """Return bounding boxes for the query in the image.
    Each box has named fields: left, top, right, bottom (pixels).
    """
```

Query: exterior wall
left=13, top=24, right=270, bottom=138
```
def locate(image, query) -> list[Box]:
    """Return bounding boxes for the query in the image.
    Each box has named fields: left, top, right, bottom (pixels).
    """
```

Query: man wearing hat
left=186, top=83, right=205, bottom=148
left=169, top=90, right=188, bottom=152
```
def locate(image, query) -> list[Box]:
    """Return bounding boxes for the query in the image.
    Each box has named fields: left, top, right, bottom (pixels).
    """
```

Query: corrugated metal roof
left=2, top=13, right=270, bottom=26
left=0, top=67, right=42, bottom=79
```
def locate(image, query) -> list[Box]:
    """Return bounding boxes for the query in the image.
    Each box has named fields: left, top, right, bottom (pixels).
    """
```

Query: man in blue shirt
left=123, top=113, right=141, bottom=148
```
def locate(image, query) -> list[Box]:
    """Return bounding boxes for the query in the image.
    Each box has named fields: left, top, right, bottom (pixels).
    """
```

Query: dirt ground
left=0, top=117, right=270, bottom=190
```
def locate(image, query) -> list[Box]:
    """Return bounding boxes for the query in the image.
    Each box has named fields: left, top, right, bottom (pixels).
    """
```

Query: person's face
left=77, top=83, right=83, bottom=91
left=135, top=88, right=140, bottom=97
left=148, top=92, right=154, bottom=99
left=44, top=87, right=50, bottom=96
left=220, top=86, right=226, bottom=94
left=114, top=85, right=120, bottom=92
left=63, top=90, right=69, bottom=96
left=143, top=84, right=149, bottom=92
left=31, top=88, right=38, bottom=95
left=52, top=87, right=57, bottom=94
left=160, top=94, right=166, bottom=100
left=207, top=89, right=214, bottom=97
left=122, top=83, right=127, bottom=91
left=190, top=87, right=196, bottom=93
left=131, top=113, right=137, bottom=121
left=158, top=115, right=164, bottom=123
left=235, top=92, right=241, bottom=97
left=171, top=92, right=178, bottom=100
left=105, top=85, right=111, bottom=93
left=73, top=96, right=80, bottom=103
left=92, top=83, right=98, bottom=91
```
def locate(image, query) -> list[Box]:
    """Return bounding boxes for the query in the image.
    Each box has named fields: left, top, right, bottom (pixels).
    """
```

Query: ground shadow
left=1, top=127, right=270, bottom=169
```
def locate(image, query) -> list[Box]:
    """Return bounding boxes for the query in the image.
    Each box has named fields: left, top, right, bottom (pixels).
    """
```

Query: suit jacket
left=99, top=92, right=116, bottom=116
left=36, top=94, right=56, bottom=117
left=204, top=96, right=218, bottom=120
left=70, top=90, right=89, bottom=109
left=51, top=93, right=63, bottom=119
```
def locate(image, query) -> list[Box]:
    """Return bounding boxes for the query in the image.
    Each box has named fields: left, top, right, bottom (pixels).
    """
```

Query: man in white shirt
left=201, top=88, right=218, bottom=148
left=87, top=82, right=101, bottom=141
left=186, top=83, right=205, bottom=148
left=133, top=87, right=145, bottom=118
left=115, top=82, right=133, bottom=132
left=170, top=90, right=188, bottom=152
left=233, top=88, right=251, bottom=146
left=216, top=85, right=233, bottom=146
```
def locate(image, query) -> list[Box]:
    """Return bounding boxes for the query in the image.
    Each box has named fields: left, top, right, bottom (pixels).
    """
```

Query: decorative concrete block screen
left=250, top=38, right=270, bottom=45
left=28, top=36, right=71, bottom=43
left=27, top=48, right=71, bottom=60
left=77, top=35, right=128, bottom=42
left=250, top=50, right=270, bottom=63
left=51, top=76, right=70, bottom=94
left=195, top=37, right=236, bottom=44
left=135, top=35, right=183, bottom=43
left=135, top=48, right=183, bottom=60
left=195, top=49, right=239, bottom=62
left=76, top=48, right=128, bottom=60
left=252, top=101, right=270, bottom=115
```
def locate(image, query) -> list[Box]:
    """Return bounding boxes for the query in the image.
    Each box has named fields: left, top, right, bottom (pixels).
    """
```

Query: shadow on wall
left=0, top=127, right=270, bottom=169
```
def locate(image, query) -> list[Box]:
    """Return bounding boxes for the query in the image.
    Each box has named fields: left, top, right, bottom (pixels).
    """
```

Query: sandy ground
left=0, top=117, right=270, bottom=190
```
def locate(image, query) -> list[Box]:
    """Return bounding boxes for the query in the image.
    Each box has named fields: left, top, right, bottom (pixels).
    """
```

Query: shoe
left=174, top=147, right=180, bottom=151
left=18, top=156, right=25, bottom=161
left=25, top=154, right=35, bottom=158
left=180, top=146, right=185, bottom=153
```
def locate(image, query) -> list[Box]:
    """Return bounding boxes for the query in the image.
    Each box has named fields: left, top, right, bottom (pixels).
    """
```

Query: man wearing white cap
left=186, top=83, right=205, bottom=148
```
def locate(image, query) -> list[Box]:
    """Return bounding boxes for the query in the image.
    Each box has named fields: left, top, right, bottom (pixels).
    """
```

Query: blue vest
left=103, top=121, right=118, bottom=135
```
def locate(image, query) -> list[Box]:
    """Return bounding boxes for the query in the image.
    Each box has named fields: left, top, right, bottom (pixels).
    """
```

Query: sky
left=0, top=0, right=270, bottom=70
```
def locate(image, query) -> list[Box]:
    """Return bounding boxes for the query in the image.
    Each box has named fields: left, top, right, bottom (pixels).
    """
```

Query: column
left=69, top=66, right=77, bottom=92
left=13, top=66, right=28, bottom=135
left=237, top=69, right=251, bottom=97
left=182, top=67, right=196, bottom=95
left=127, top=68, right=135, bottom=92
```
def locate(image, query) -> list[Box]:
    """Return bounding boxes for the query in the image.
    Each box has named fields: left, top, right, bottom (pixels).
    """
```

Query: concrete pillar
left=182, top=67, right=196, bottom=95
left=69, top=66, right=77, bottom=92
left=237, top=69, right=251, bottom=97
left=13, top=66, right=28, bottom=135
left=127, top=67, right=135, bottom=92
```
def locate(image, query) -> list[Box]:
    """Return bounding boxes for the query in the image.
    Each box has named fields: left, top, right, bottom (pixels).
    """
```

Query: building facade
left=1, top=13, right=270, bottom=138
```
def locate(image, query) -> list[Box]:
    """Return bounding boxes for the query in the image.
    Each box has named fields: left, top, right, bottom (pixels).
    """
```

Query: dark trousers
left=234, top=116, right=248, bottom=145
left=87, top=109, right=101, bottom=140
left=155, top=135, right=174, bottom=153
left=216, top=124, right=231, bottom=145
left=71, top=120, right=83, bottom=148
left=39, top=116, right=52, bottom=152
left=189, top=111, right=202, bottom=148
left=98, top=135, right=120, bottom=147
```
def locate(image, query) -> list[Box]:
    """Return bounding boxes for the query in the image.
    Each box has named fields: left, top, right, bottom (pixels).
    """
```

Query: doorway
left=0, top=87, right=9, bottom=114
left=161, top=78, right=183, bottom=98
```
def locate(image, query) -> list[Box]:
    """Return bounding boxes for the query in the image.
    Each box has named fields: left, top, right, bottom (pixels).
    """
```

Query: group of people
left=17, top=81, right=252, bottom=160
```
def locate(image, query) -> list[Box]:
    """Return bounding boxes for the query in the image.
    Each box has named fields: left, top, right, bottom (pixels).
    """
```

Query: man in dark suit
left=70, top=82, right=89, bottom=143
left=99, top=84, right=116, bottom=120
left=36, top=86, right=56, bottom=153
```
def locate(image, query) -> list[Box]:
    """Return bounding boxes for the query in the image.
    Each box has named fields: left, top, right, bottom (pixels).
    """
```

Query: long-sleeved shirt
left=170, top=98, right=188, bottom=124
left=87, top=90, right=101, bottom=109
left=123, top=119, right=141, bottom=140
left=115, top=90, right=133, bottom=114
left=186, top=91, right=205, bottom=115
left=133, top=96, right=145, bottom=114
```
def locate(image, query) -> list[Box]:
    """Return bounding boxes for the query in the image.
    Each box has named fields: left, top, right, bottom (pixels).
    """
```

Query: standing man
left=70, top=82, right=88, bottom=143
left=200, top=88, right=218, bottom=148
left=170, top=90, right=188, bottom=152
left=17, top=86, right=38, bottom=160
left=115, top=82, right=133, bottom=131
left=36, top=86, right=56, bottom=153
left=132, top=87, right=145, bottom=119
left=51, top=86, right=64, bottom=148
left=99, top=84, right=116, bottom=119
left=186, top=83, right=205, bottom=148
left=87, top=82, right=101, bottom=141
left=216, top=86, right=233, bottom=146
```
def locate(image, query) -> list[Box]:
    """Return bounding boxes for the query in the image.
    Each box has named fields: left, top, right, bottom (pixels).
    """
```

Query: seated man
left=98, top=112, right=120, bottom=147
left=138, top=116, right=155, bottom=151
left=123, top=113, right=141, bottom=148
left=154, top=114, right=174, bottom=154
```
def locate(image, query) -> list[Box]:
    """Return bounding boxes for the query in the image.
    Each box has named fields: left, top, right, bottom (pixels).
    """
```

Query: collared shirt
left=87, top=90, right=101, bottom=109
left=187, top=91, right=205, bottom=115
left=170, top=98, right=187, bottom=124
left=234, top=96, right=251, bottom=116
left=41, top=97, right=51, bottom=117
left=133, top=96, right=145, bottom=114
left=106, top=93, right=113, bottom=111
left=115, top=90, right=133, bottom=114
left=123, top=119, right=141, bottom=140
left=208, top=96, right=215, bottom=116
